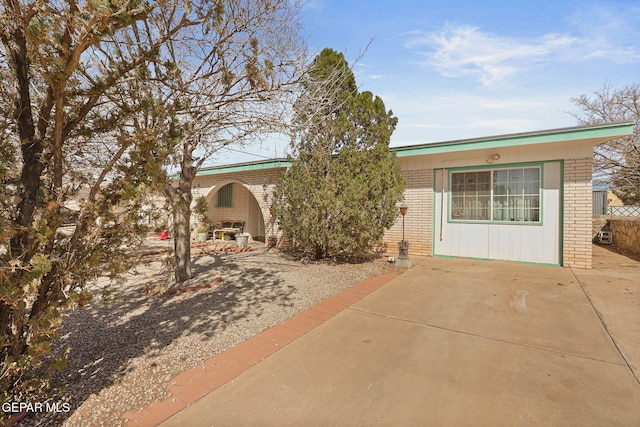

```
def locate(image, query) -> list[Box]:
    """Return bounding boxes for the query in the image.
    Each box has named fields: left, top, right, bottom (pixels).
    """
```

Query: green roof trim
left=195, top=159, right=291, bottom=176
left=187, top=123, right=634, bottom=178
left=392, top=122, right=634, bottom=157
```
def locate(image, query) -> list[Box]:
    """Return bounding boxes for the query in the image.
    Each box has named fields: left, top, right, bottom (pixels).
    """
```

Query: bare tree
left=0, top=0, right=233, bottom=410
left=571, top=84, right=640, bottom=203
left=129, top=0, right=307, bottom=284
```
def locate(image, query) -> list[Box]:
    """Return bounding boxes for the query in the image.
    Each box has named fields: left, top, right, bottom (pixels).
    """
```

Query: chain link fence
left=608, top=206, right=640, bottom=217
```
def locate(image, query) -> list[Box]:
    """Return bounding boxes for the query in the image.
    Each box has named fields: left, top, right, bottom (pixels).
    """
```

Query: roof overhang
left=195, top=158, right=291, bottom=177
left=188, top=122, right=634, bottom=177
left=392, top=122, right=635, bottom=158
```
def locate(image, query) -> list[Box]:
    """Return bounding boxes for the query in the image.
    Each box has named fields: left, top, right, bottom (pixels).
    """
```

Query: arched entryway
left=204, top=179, right=266, bottom=241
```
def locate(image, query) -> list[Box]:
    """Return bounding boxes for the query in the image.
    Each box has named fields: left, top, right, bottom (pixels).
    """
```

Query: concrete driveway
left=161, top=250, right=640, bottom=426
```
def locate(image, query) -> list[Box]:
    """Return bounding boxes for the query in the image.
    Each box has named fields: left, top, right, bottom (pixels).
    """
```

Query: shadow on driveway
left=162, top=252, right=640, bottom=426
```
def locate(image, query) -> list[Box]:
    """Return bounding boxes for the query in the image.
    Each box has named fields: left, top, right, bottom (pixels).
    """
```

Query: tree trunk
left=173, top=194, right=192, bottom=284
left=167, top=160, right=197, bottom=284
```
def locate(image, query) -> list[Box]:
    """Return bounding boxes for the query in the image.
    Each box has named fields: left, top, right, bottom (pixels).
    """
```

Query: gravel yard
left=23, top=239, right=393, bottom=426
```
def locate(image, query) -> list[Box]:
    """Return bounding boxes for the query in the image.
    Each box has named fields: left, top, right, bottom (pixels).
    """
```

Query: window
left=451, top=171, right=490, bottom=220
left=492, top=168, right=540, bottom=222
left=216, top=183, right=233, bottom=207
left=450, top=167, right=540, bottom=222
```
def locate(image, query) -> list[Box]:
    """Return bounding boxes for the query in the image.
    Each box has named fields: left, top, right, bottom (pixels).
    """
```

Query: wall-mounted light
left=263, top=184, right=268, bottom=192
left=486, top=154, right=501, bottom=164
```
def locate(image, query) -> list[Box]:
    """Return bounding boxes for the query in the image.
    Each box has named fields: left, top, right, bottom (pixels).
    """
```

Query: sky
left=214, top=0, right=640, bottom=165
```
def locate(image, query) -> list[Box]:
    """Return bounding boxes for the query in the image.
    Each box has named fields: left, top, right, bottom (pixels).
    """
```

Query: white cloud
left=405, top=6, right=640, bottom=87
left=405, top=25, right=576, bottom=86
left=566, top=6, right=640, bottom=63
left=302, top=0, right=325, bottom=12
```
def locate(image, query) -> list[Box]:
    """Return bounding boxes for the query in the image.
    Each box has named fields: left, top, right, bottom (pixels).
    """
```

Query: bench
left=213, top=221, right=245, bottom=240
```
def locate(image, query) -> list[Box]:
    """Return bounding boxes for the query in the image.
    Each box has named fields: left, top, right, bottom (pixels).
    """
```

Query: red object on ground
left=159, top=230, right=169, bottom=240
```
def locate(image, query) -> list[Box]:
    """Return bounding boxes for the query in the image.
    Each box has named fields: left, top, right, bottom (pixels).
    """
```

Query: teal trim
left=451, top=220, right=542, bottom=226
left=558, top=159, right=565, bottom=267
left=540, top=164, right=545, bottom=227
left=393, top=122, right=634, bottom=158
left=432, top=169, right=438, bottom=257
left=432, top=254, right=561, bottom=267
left=196, top=159, right=291, bottom=176
left=183, top=123, right=633, bottom=181
left=446, top=162, right=545, bottom=225
left=433, top=254, right=454, bottom=259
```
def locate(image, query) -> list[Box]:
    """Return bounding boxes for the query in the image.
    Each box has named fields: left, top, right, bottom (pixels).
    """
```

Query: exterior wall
left=192, top=168, right=285, bottom=240
left=563, top=157, right=593, bottom=269
left=383, top=170, right=434, bottom=255
left=593, top=216, right=640, bottom=256
left=189, top=131, right=614, bottom=268
left=209, top=183, right=251, bottom=228
left=386, top=140, right=596, bottom=267
left=607, top=218, right=640, bottom=256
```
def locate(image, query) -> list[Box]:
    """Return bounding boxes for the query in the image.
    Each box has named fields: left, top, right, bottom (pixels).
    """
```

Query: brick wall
left=193, top=166, right=438, bottom=253
left=563, top=157, right=592, bottom=268
left=382, top=169, right=434, bottom=255
left=209, top=183, right=250, bottom=226
left=193, top=168, right=285, bottom=239
left=190, top=157, right=597, bottom=268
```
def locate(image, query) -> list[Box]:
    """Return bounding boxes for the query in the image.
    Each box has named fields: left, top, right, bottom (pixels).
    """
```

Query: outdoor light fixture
left=263, top=184, right=268, bottom=192
left=395, top=203, right=412, bottom=269
left=486, top=153, right=501, bottom=164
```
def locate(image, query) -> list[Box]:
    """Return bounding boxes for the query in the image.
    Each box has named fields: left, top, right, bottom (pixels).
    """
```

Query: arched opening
left=205, top=180, right=266, bottom=241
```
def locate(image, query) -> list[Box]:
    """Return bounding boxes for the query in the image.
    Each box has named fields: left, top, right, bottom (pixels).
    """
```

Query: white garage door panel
left=449, top=223, right=489, bottom=258
left=434, top=162, right=561, bottom=265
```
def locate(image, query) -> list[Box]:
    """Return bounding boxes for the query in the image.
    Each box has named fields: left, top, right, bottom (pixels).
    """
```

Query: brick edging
left=121, top=268, right=402, bottom=426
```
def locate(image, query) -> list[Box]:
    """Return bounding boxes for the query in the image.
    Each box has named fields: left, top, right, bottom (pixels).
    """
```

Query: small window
left=216, top=183, right=233, bottom=207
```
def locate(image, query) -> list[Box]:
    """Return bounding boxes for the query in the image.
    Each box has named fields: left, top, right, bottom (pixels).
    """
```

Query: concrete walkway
left=126, top=251, right=640, bottom=426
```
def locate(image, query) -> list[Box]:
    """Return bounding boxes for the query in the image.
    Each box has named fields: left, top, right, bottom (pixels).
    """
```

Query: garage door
left=433, top=161, right=561, bottom=265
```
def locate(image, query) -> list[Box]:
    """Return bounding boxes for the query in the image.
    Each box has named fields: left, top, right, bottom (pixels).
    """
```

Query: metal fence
left=592, top=190, right=608, bottom=215
left=607, top=206, right=640, bottom=217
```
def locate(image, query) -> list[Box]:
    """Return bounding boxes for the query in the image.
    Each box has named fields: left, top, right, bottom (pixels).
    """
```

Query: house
left=191, top=122, right=634, bottom=268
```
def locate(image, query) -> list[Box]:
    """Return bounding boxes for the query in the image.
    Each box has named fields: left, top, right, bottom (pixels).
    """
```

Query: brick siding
left=193, top=168, right=285, bottom=239
left=193, top=158, right=596, bottom=268
left=382, top=169, right=434, bottom=256
left=563, top=157, right=592, bottom=269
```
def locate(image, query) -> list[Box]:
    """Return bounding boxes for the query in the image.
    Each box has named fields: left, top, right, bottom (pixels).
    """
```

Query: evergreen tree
left=274, top=48, right=405, bottom=259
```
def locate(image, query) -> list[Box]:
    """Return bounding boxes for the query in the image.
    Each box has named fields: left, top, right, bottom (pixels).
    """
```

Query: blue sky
left=216, top=0, right=640, bottom=164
